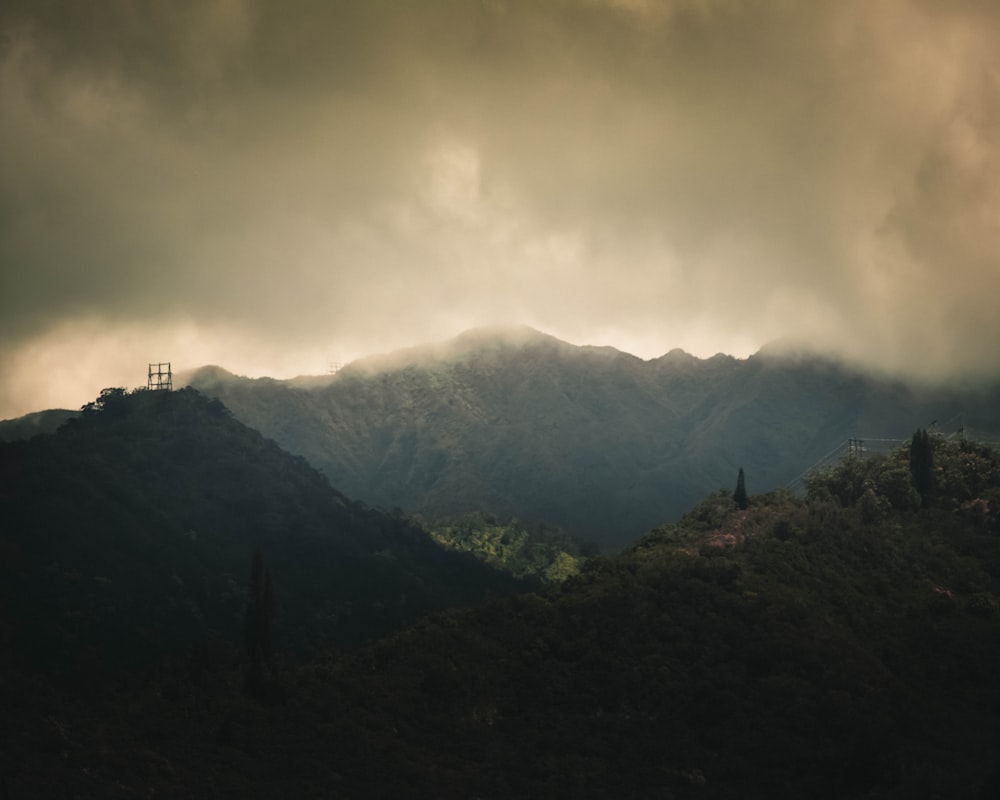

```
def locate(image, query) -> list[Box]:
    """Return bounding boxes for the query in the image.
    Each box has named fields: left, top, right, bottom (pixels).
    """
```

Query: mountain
left=3, top=435, right=999, bottom=798
left=185, top=326, right=1000, bottom=549
left=0, top=407, right=76, bottom=441
left=0, top=386, right=522, bottom=676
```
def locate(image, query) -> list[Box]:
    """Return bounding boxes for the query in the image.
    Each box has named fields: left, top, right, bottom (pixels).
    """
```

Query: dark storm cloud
left=2, top=0, right=999, bottom=416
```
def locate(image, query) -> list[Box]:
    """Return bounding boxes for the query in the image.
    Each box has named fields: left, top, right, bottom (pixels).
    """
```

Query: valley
left=185, top=327, right=1000, bottom=549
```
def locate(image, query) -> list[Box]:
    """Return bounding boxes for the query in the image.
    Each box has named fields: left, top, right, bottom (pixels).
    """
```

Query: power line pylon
left=148, top=362, right=172, bottom=391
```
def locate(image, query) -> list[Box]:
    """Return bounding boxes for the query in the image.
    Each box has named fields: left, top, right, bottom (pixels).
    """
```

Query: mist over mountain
left=0, top=408, right=75, bottom=442
left=185, top=327, right=1000, bottom=550
left=5, top=1, right=1000, bottom=791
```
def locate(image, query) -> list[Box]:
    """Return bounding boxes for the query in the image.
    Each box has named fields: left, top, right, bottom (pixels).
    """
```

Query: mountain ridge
left=5, top=327, right=1000, bottom=549
left=179, top=327, right=1000, bottom=549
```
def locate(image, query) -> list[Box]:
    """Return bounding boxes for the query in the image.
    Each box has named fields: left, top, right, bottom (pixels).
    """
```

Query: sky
left=2, top=0, right=999, bottom=418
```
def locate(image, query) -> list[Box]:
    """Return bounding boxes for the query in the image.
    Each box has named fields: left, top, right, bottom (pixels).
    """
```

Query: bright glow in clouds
left=2, top=0, right=1000, bottom=418
left=1, top=318, right=349, bottom=416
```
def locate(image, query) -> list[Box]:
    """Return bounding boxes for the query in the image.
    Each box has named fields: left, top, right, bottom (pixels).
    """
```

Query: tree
left=733, top=467, right=749, bottom=510
left=909, top=428, right=936, bottom=507
left=245, top=549, right=275, bottom=693
left=81, top=387, right=130, bottom=416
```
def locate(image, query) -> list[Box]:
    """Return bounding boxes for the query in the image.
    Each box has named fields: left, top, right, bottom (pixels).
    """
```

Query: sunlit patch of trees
left=427, top=513, right=593, bottom=582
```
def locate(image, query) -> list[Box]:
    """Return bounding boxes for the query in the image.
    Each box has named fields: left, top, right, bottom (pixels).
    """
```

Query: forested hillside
left=186, top=326, right=1000, bottom=549
left=426, top=513, right=592, bottom=583
left=0, top=408, right=75, bottom=441
left=4, top=432, right=999, bottom=798
left=0, top=387, right=521, bottom=677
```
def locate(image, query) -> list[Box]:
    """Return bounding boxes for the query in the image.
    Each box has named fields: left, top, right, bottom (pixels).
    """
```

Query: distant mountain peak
left=180, top=364, right=239, bottom=387
left=449, top=325, right=578, bottom=358
left=655, top=347, right=698, bottom=364
left=753, top=337, right=836, bottom=362
left=345, top=325, right=575, bottom=375
left=453, top=323, right=553, bottom=346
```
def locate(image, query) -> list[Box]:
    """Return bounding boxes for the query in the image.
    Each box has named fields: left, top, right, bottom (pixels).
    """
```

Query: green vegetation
left=732, top=465, right=748, bottom=509
left=0, top=387, right=524, bottom=677
left=0, top=407, right=76, bottom=441
left=187, top=329, right=1000, bottom=549
left=427, top=513, right=591, bottom=582
left=244, top=550, right=276, bottom=696
left=3, top=405, right=1000, bottom=797
left=910, top=427, right=937, bottom=505
left=805, top=430, right=1000, bottom=518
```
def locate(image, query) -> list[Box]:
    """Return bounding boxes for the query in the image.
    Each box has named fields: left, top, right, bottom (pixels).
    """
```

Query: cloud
left=2, top=0, right=999, bottom=416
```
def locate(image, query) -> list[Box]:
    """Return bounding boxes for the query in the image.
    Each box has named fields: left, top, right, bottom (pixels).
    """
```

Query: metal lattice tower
left=148, top=362, right=173, bottom=391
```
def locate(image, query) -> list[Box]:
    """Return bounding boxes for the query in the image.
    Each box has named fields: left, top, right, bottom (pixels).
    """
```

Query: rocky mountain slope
left=186, top=326, right=1000, bottom=549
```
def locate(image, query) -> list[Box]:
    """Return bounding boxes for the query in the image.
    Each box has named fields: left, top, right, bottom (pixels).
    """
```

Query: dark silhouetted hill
left=0, top=387, right=522, bottom=677
left=3, top=434, right=999, bottom=798
left=0, top=407, right=77, bottom=441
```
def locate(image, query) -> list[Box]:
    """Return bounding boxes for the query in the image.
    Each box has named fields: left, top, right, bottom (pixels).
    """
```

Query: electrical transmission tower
left=847, top=437, right=865, bottom=458
left=148, top=362, right=173, bottom=391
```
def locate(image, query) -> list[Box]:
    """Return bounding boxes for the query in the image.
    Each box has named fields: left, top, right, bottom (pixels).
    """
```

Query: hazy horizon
left=3, top=1, right=999, bottom=418
left=1, top=323, right=759, bottom=418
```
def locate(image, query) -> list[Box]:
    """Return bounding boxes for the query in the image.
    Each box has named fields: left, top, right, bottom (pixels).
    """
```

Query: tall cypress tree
left=733, top=467, right=749, bottom=510
left=909, top=428, right=935, bottom=507
left=245, top=549, right=274, bottom=692
left=260, top=570, right=274, bottom=666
